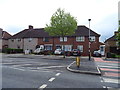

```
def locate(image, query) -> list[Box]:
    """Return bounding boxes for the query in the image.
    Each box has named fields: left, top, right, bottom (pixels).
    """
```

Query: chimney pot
left=29, top=25, right=33, bottom=29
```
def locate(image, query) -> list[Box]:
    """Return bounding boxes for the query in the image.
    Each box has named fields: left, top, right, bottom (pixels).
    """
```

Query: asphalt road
left=2, top=54, right=116, bottom=89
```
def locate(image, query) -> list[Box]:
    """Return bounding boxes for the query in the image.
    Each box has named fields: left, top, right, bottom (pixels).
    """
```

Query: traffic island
left=67, top=57, right=102, bottom=75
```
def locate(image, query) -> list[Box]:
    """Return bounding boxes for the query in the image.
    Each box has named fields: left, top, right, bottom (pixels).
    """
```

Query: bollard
left=76, top=56, right=80, bottom=68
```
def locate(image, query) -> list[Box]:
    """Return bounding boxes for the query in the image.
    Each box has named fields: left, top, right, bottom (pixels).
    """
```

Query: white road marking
left=103, top=78, right=118, bottom=84
left=37, top=66, right=66, bottom=69
left=103, top=86, right=107, bottom=88
left=39, top=84, right=47, bottom=89
left=55, top=73, right=61, bottom=76
left=107, top=86, right=112, bottom=88
left=13, top=68, right=25, bottom=71
left=48, top=77, right=55, bottom=82
left=98, top=65, right=120, bottom=68
left=30, top=69, right=52, bottom=72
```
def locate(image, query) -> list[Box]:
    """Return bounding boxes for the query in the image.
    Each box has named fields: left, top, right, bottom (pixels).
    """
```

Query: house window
left=43, top=37, right=49, bottom=42
left=77, top=45, right=83, bottom=52
left=29, top=38, right=32, bottom=42
left=11, top=39, right=14, bottom=42
left=60, top=37, right=67, bottom=42
left=45, top=45, right=52, bottom=50
left=90, top=36, right=95, bottom=41
left=17, top=39, right=21, bottom=42
left=76, top=36, right=85, bottom=42
left=64, top=45, right=72, bottom=51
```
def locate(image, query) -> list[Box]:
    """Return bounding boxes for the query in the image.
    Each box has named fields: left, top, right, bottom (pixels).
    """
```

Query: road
left=94, top=57, right=120, bottom=88
left=2, top=54, right=119, bottom=89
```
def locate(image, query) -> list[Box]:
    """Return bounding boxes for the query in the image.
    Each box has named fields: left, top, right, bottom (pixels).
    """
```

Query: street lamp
left=88, top=19, right=91, bottom=61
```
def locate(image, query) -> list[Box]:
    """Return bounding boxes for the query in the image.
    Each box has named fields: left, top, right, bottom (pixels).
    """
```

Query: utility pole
left=88, top=19, right=91, bottom=61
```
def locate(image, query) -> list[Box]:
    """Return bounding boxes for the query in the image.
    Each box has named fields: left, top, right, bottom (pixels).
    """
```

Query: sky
left=0, top=0, right=119, bottom=42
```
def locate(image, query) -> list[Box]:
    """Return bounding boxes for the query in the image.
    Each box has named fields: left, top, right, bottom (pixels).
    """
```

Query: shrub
left=2, top=48, right=23, bottom=54
left=107, top=52, right=116, bottom=58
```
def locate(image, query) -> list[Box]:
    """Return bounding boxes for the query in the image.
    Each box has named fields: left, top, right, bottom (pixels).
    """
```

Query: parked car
left=34, top=48, right=44, bottom=54
left=71, top=49, right=81, bottom=56
left=93, top=50, right=101, bottom=57
left=54, top=49, right=63, bottom=55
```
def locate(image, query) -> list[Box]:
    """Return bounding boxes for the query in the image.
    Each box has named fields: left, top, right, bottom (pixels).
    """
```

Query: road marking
left=94, top=58, right=120, bottom=63
left=48, top=77, right=55, bottom=82
left=39, top=84, right=47, bottom=89
left=103, top=86, right=107, bottom=88
left=13, top=64, right=32, bottom=67
left=103, top=78, right=118, bottom=84
left=107, top=87, right=112, bottom=88
left=104, top=72, right=120, bottom=77
left=37, top=66, right=66, bottom=69
left=100, top=68, right=120, bottom=72
left=98, top=65, right=120, bottom=68
left=55, top=73, right=61, bottom=76
left=30, top=69, right=52, bottom=72
left=13, top=68, right=25, bottom=71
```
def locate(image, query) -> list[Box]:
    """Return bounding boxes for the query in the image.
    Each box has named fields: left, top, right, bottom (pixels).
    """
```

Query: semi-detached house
left=9, top=25, right=101, bottom=56
left=0, top=28, right=12, bottom=52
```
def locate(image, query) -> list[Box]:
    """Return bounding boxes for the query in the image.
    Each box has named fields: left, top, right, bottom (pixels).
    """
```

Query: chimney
left=28, top=25, right=33, bottom=29
left=114, top=31, right=118, bottom=36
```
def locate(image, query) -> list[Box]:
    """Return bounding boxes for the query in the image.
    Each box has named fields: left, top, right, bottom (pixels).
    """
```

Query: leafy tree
left=45, top=8, right=77, bottom=58
left=116, top=27, right=120, bottom=47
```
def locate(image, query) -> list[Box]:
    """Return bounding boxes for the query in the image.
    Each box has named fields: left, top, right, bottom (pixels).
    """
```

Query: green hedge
left=2, top=48, right=23, bottom=54
left=107, top=53, right=115, bottom=58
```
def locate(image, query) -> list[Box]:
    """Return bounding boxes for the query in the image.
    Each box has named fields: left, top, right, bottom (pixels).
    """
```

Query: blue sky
left=0, top=0, right=119, bottom=42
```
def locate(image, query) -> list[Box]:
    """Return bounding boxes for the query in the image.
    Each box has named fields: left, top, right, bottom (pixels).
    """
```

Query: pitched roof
left=10, top=28, right=51, bottom=39
left=10, top=25, right=100, bottom=39
left=105, top=35, right=117, bottom=43
left=73, top=26, right=100, bottom=37
left=2, top=31, right=12, bottom=39
left=99, top=42, right=105, bottom=45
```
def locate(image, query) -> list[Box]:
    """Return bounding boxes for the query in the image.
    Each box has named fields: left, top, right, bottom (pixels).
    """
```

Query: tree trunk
left=52, top=37, right=55, bottom=51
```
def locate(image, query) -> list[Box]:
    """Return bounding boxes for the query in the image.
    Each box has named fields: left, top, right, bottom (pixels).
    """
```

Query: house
left=9, top=25, right=101, bottom=56
left=0, top=28, right=12, bottom=52
left=105, top=31, right=120, bottom=55
left=0, top=28, right=2, bottom=52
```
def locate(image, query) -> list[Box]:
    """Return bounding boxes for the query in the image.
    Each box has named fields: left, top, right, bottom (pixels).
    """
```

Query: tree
left=45, top=8, right=77, bottom=58
left=116, top=27, right=120, bottom=47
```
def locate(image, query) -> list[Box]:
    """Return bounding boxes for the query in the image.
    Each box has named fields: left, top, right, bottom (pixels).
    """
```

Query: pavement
left=67, top=57, right=102, bottom=75
left=2, top=53, right=102, bottom=75
left=2, top=53, right=75, bottom=60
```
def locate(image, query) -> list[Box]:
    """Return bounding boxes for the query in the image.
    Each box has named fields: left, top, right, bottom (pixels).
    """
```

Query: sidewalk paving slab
left=67, top=57, right=102, bottom=75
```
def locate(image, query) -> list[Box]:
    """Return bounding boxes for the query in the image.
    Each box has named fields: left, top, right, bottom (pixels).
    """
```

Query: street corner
left=66, top=60, right=102, bottom=75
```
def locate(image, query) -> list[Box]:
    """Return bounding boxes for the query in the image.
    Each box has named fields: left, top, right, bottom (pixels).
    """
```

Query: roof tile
left=10, top=25, right=100, bottom=39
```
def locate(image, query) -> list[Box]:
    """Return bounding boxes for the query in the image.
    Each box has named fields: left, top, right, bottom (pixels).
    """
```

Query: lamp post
left=88, top=19, right=91, bottom=61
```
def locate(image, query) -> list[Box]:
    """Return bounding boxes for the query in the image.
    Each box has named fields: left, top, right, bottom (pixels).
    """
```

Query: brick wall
left=105, top=40, right=117, bottom=53
left=38, top=36, right=100, bottom=56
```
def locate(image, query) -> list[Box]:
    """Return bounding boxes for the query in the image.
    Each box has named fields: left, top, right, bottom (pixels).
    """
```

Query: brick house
left=105, top=31, right=120, bottom=54
left=0, top=28, right=12, bottom=51
left=9, top=25, right=101, bottom=56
